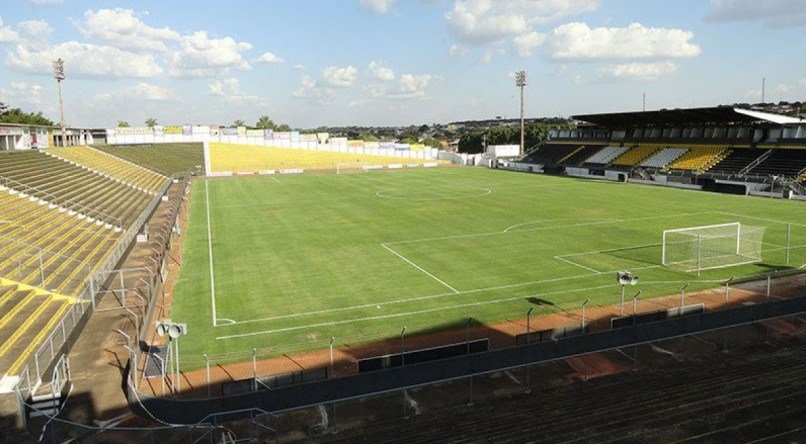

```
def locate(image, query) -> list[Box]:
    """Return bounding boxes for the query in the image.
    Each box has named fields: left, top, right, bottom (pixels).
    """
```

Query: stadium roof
left=572, top=106, right=804, bottom=127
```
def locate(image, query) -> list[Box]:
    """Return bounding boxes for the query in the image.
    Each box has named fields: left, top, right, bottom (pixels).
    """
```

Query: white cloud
left=449, top=43, right=469, bottom=57
left=543, top=22, right=701, bottom=60
left=16, top=20, right=52, bottom=49
left=75, top=9, right=181, bottom=52
left=322, top=65, right=358, bottom=87
left=513, top=30, right=546, bottom=57
left=168, top=31, right=252, bottom=77
left=367, top=61, right=395, bottom=81
left=597, top=61, right=677, bottom=81
left=291, top=74, right=336, bottom=102
left=6, top=41, right=164, bottom=78
left=253, top=51, right=284, bottom=64
left=209, top=77, right=262, bottom=103
left=96, top=83, right=180, bottom=102
left=0, top=16, right=21, bottom=43
left=706, top=0, right=806, bottom=28
left=445, top=0, right=598, bottom=45
left=362, top=0, right=396, bottom=14
left=481, top=48, right=506, bottom=64
left=369, top=73, right=441, bottom=100
left=293, top=64, right=307, bottom=71
left=0, top=82, right=44, bottom=108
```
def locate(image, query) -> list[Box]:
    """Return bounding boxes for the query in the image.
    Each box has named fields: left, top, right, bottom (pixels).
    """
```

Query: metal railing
left=0, top=173, right=123, bottom=228
left=11, top=175, right=176, bottom=386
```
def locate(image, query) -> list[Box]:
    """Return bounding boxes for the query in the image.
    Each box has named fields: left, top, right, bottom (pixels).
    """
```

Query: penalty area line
left=554, top=255, right=602, bottom=274
left=381, top=243, right=459, bottom=293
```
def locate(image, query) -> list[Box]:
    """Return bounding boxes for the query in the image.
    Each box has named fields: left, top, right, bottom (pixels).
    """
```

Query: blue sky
left=0, top=0, right=804, bottom=128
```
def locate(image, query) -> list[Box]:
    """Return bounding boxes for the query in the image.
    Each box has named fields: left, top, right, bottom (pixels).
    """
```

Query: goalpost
left=662, top=222, right=765, bottom=273
left=336, top=161, right=366, bottom=174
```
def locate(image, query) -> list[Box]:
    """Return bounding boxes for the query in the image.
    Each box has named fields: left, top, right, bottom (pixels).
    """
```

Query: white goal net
left=336, top=162, right=366, bottom=174
left=662, top=222, right=765, bottom=272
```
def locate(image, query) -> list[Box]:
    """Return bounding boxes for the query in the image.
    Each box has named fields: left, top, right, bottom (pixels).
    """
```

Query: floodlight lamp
left=53, top=58, right=65, bottom=81
left=168, top=324, right=182, bottom=339
left=515, top=71, right=527, bottom=87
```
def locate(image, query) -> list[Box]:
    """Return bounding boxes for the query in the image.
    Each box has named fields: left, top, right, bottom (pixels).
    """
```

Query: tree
left=117, top=120, right=130, bottom=128
left=421, top=137, right=444, bottom=149
left=0, top=102, right=54, bottom=126
left=255, top=115, right=275, bottom=130
left=145, top=117, right=158, bottom=127
left=233, top=119, right=246, bottom=127
left=458, top=131, right=484, bottom=154
left=275, top=123, right=291, bottom=132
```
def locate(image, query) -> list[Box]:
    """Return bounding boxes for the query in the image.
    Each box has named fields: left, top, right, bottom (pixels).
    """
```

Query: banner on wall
left=246, top=129, right=264, bottom=137
left=115, top=127, right=153, bottom=135
left=222, top=127, right=238, bottom=136
left=193, top=125, right=211, bottom=135
left=153, top=126, right=164, bottom=136
left=273, top=131, right=291, bottom=140
left=182, top=125, right=192, bottom=136
left=237, top=126, right=247, bottom=136
left=394, top=144, right=410, bottom=150
left=163, top=126, right=183, bottom=135
left=291, top=131, right=300, bottom=142
left=347, top=140, right=363, bottom=147
left=316, top=132, right=329, bottom=144
left=210, top=125, right=220, bottom=136
left=264, top=130, right=274, bottom=139
left=300, top=133, right=317, bottom=142
left=379, top=142, right=395, bottom=149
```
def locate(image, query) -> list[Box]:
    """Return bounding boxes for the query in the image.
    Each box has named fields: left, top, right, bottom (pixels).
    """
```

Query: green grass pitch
left=169, top=167, right=806, bottom=367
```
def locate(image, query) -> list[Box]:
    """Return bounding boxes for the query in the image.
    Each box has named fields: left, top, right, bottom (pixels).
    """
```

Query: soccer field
left=170, top=167, right=806, bottom=366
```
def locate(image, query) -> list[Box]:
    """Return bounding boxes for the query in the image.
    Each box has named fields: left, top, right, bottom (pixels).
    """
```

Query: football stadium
left=2, top=2, right=806, bottom=442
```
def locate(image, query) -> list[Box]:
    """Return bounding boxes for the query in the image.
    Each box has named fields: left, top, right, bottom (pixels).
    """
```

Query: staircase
left=24, top=355, right=70, bottom=422
left=737, top=149, right=772, bottom=176
left=632, top=166, right=653, bottom=181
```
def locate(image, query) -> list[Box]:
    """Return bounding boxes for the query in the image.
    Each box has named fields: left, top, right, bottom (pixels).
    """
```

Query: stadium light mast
left=53, top=58, right=67, bottom=147
left=515, top=71, right=527, bottom=157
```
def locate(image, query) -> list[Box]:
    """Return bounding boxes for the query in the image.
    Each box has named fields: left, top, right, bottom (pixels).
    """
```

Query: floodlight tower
left=52, top=58, right=67, bottom=147
left=515, top=71, right=527, bottom=157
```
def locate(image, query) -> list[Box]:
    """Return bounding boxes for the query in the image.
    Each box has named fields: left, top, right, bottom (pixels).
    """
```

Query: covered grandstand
left=519, top=106, right=806, bottom=195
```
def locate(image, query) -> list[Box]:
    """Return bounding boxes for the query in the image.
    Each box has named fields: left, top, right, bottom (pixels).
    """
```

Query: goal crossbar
left=662, top=222, right=764, bottom=273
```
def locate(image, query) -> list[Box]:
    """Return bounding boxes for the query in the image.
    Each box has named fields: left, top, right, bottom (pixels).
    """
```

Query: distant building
left=0, top=123, right=96, bottom=150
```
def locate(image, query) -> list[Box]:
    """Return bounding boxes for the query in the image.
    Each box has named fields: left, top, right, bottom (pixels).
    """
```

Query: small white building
left=0, top=123, right=96, bottom=151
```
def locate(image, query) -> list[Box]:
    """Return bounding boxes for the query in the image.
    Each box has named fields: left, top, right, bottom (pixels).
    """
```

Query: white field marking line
left=217, top=283, right=619, bottom=339
left=384, top=211, right=714, bottom=247
left=219, top=261, right=666, bottom=327
left=380, top=243, right=459, bottom=293
left=215, top=277, right=725, bottom=339
left=217, top=213, right=708, bottom=327
left=555, top=242, right=662, bottom=258
left=374, top=187, right=492, bottom=201
left=714, top=211, right=806, bottom=229
left=269, top=176, right=281, bottom=183
left=554, top=255, right=602, bottom=273
left=218, top=318, right=236, bottom=325
left=205, top=180, right=218, bottom=327
left=503, top=217, right=621, bottom=233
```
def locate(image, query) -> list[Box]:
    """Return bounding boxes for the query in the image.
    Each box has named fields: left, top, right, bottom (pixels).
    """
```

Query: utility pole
left=642, top=92, right=646, bottom=112
left=53, top=58, right=67, bottom=147
left=515, top=71, right=527, bottom=157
